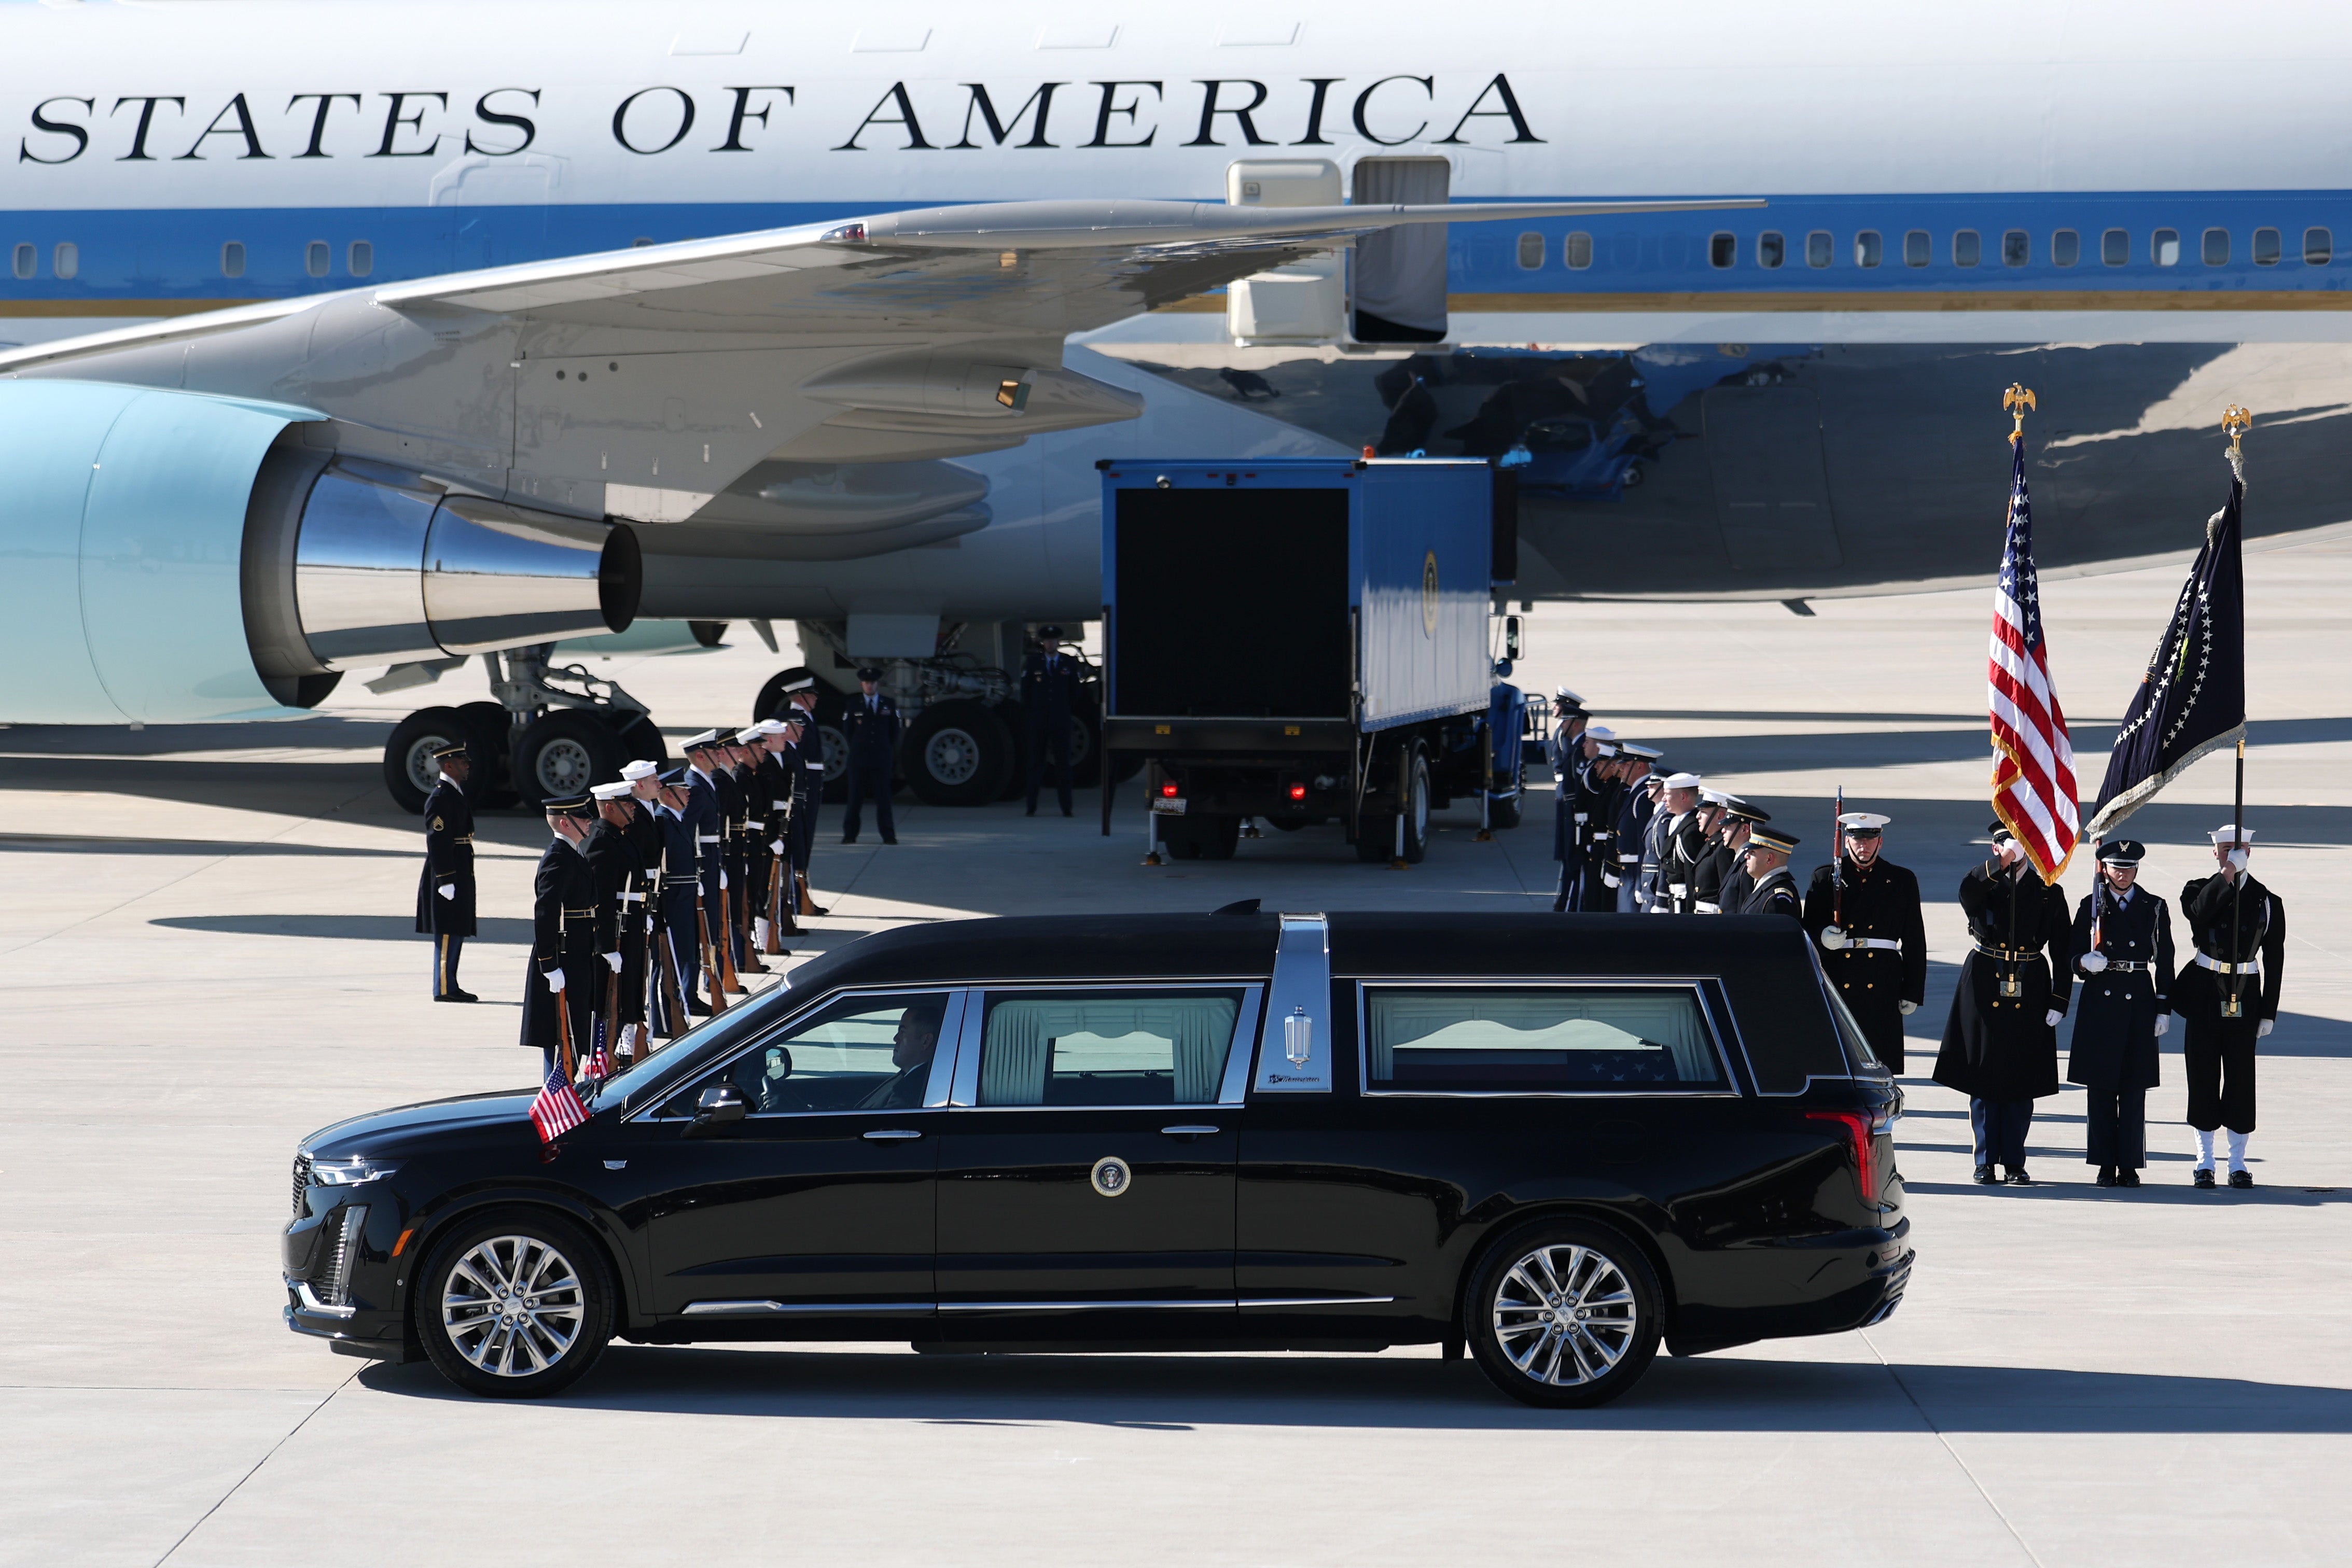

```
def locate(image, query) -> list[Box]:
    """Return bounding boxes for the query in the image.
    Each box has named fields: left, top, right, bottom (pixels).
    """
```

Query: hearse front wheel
left=1465, top=1219, right=1662, bottom=1408
left=416, top=1211, right=613, bottom=1398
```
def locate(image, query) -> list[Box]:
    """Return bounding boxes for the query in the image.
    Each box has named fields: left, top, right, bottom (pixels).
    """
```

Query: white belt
left=1648, top=902, right=1674, bottom=914
left=772, top=800, right=791, bottom=810
left=805, top=762, right=825, bottom=771
left=620, top=892, right=645, bottom=904
left=696, top=834, right=720, bottom=844
left=1844, top=937, right=1902, bottom=952
left=1694, top=901, right=1722, bottom=914
left=2193, top=952, right=2260, bottom=975
left=1668, top=883, right=1688, bottom=898
left=1618, top=854, right=1638, bottom=864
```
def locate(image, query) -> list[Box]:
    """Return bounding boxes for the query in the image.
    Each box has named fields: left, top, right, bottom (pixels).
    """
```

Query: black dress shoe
left=2229, top=1169, right=2254, bottom=1189
left=1972, top=1164, right=1996, bottom=1185
left=2094, top=1166, right=2117, bottom=1187
left=2193, top=1168, right=2216, bottom=1188
left=841, top=836, right=858, bottom=845
left=687, top=997, right=714, bottom=1016
left=1062, top=808, right=1074, bottom=817
left=881, top=837, right=898, bottom=845
left=435, top=989, right=480, bottom=1003
left=2119, top=1169, right=2141, bottom=1187
left=1025, top=804, right=1038, bottom=817
left=2004, top=1167, right=2033, bottom=1186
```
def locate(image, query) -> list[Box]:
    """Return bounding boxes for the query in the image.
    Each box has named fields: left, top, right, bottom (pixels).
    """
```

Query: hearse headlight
left=310, top=1156, right=401, bottom=1187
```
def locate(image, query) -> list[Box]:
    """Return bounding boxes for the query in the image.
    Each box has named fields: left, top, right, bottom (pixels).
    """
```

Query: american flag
left=1987, top=436, right=2078, bottom=881
left=529, top=1062, right=589, bottom=1144
left=583, top=1043, right=614, bottom=1082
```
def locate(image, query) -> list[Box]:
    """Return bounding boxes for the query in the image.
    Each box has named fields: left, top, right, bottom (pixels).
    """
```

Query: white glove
left=603, top=951, right=622, bottom=973
left=544, top=968, right=565, bottom=993
left=1602, top=873, right=1621, bottom=889
left=437, top=882, right=456, bottom=901
left=1899, top=1000, right=1918, bottom=1015
left=1996, top=839, right=2025, bottom=865
left=2079, top=951, right=2108, bottom=973
left=645, top=914, right=656, bottom=934
left=719, top=872, right=729, bottom=889
left=1819, top=925, right=1848, bottom=951
left=2153, top=1014, right=2170, bottom=1037
left=2226, top=847, right=2250, bottom=873
left=2045, top=1008, right=2063, bottom=1027
left=2258, top=1018, right=2274, bottom=1038
left=754, top=919, right=771, bottom=947
left=771, top=839, right=786, bottom=856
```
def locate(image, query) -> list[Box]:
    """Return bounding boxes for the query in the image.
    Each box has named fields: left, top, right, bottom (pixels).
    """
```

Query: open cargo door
left=1351, top=156, right=1451, bottom=344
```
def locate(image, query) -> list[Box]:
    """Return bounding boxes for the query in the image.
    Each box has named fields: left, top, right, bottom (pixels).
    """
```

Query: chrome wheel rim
left=1492, top=1243, right=1638, bottom=1386
left=405, top=733, right=458, bottom=793
left=924, top=727, right=981, bottom=786
left=442, top=1235, right=586, bottom=1377
left=534, top=738, right=594, bottom=794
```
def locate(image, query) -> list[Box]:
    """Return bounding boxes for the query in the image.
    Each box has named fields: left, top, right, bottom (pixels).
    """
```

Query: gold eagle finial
left=2222, top=404, right=2252, bottom=456
left=2004, top=383, right=2036, bottom=443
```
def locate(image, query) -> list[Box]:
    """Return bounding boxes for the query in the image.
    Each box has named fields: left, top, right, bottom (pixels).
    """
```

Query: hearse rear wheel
left=416, top=1210, right=613, bottom=1398
left=1465, top=1219, right=1661, bottom=1408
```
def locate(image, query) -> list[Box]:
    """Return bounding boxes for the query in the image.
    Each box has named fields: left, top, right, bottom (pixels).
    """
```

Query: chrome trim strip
left=1161, top=1125, right=1221, bottom=1136
left=682, top=1299, right=934, bottom=1317
left=1352, top=976, right=1739, bottom=1098
left=922, top=990, right=969, bottom=1109
left=863, top=1129, right=923, bottom=1141
left=936, top=1298, right=1239, bottom=1313
left=1218, top=984, right=1264, bottom=1107
left=1239, top=1295, right=1398, bottom=1308
left=291, top=1280, right=357, bottom=1319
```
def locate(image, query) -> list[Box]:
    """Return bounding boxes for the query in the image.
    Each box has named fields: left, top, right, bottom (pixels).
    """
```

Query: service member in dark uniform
left=1654, top=772, right=1707, bottom=914
left=1611, top=745, right=1660, bottom=912
left=753, top=718, right=799, bottom=947
left=621, top=759, right=670, bottom=1045
left=1734, top=826, right=1802, bottom=918
left=415, top=741, right=477, bottom=1002
left=520, top=794, right=602, bottom=1074
left=2174, top=824, right=2287, bottom=1188
left=2066, top=839, right=2174, bottom=1187
left=1547, top=691, right=1591, bottom=912
left=728, top=730, right=773, bottom=972
left=1693, top=792, right=1763, bottom=914
left=649, top=769, right=706, bottom=1028
left=1022, top=625, right=1084, bottom=817
left=1577, top=730, right=1625, bottom=912
left=680, top=731, right=731, bottom=989
left=783, top=682, right=829, bottom=915
left=1933, top=824, right=2072, bottom=1186
left=840, top=666, right=902, bottom=845
left=1803, top=811, right=1928, bottom=1071
left=584, top=781, right=650, bottom=1061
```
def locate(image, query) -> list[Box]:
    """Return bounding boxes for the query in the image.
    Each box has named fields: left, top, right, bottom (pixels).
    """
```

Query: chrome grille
left=290, top=1152, right=312, bottom=1219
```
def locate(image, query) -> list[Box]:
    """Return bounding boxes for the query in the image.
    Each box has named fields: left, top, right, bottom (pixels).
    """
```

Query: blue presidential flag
left=2083, top=474, right=2247, bottom=838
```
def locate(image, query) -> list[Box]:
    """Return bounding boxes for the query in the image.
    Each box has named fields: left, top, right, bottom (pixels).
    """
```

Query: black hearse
left=284, top=911, right=1909, bottom=1408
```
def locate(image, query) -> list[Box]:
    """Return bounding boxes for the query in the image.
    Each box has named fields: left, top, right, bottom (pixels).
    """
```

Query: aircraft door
left=1351, top=157, right=1452, bottom=344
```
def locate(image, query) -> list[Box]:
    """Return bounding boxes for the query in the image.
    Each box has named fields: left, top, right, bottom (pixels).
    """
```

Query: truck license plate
left=1151, top=797, right=1187, bottom=816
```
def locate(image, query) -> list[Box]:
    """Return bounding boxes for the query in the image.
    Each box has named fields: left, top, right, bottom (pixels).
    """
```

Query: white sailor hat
left=756, top=718, right=792, bottom=736
left=620, top=758, right=660, bottom=781
left=1661, top=771, right=1703, bottom=790
left=782, top=676, right=816, bottom=693
left=590, top=781, right=633, bottom=801
left=1592, top=741, right=1620, bottom=757
left=735, top=725, right=764, bottom=744
left=1838, top=811, right=1891, bottom=833
left=1584, top=725, right=1617, bottom=741
left=1702, top=789, right=1743, bottom=808
left=1620, top=743, right=1661, bottom=761
left=683, top=729, right=722, bottom=749
left=2209, top=824, right=2257, bottom=844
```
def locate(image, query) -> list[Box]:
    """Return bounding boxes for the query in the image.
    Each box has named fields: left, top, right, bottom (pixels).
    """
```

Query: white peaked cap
left=755, top=719, right=790, bottom=736
left=783, top=677, right=817, bottom=692
left=1584, top=725, right=1617, bottom=740
left=1662, top=772, right=1703, bottom=790
left=1839, top=812, right=1891, bottom=830
left=620, top=759, right=659, bottom=781
left=2209, top=825, right=2258, bottom=844
left=735, top=726, right=764, bottom=744
left=590, top=781, right=633, bottom=801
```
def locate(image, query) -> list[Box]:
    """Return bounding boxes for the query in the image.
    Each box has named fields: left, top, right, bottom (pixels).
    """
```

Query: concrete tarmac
left=4, top=529, right=2350, bottom=1566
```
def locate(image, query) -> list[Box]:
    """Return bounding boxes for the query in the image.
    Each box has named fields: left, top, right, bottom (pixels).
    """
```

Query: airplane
left=3, top=1, right=2342, bottom=810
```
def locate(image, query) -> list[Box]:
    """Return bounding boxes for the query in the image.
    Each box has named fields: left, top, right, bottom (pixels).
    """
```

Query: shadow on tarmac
left=149, top=913, right=880, bottom=950
left=358, top=1348, right=2352, bottom=1432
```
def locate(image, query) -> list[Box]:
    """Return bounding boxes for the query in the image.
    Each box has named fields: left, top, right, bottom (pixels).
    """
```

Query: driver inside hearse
left=854, top=998, right=947, bottom=1110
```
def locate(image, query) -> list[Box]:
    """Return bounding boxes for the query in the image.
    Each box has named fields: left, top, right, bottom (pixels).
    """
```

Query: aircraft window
left=220, top=241, right=245, bottom=279
left=2307, top=228, right=2333, bottom=265
left=1757, top=231, right=1784, bottom=269
left=2152, top=229, right=2180, bottom=266
left=2202, top=228, right=2230, bottom=266
left=2102, top=228, right=2128, bottom=265
left=1563, top=231, right=1592, bottom=270
left=1952, top=230, right=1981, bottom=267
left=2002, top=230, right=2028, bottom=267
left=1854, top=230, right=1882, bottom=268
left=348, top=240, right=374, bottom=277
left=1903, top=230, right=1929, bottom=268
left=13, top=243, right=35, bottom=280
left=53, top=242, right=77, bottom=281
left=305, top=241, right=330, bottom=278
left=1709, top=232, right=1735, bottom=269
left=2251, top=228, right=2280, bottom=267
left=1516, top=232, right=1544, bottom=271
left=1805, top=231, right=1831, bottom=269
left=2052, top=229, right=2079, bottom=267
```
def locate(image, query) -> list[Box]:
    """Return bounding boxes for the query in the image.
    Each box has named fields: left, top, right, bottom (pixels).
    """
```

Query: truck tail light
left=1288, top=783, right=1307, bottom=802
left=1161, top=781, right=1179, bottom=797
left=1806, top=1110, right=1880, bottom=1206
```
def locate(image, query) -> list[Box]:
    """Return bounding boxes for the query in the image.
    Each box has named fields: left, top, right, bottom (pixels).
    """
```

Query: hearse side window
left=656, top=990, right=952, bottom=1116
left=1363, top=987, right=1727, bottom=1094
left=976, top=989, right=1242, bottom=1107
left=2306, top=228, right=2332, bottom=265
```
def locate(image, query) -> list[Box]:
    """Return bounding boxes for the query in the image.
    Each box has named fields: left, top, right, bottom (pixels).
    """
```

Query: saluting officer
left=2174, top=824, right=2288, bottom=1188
left=1804, top=811, right=1928, bottom=1071
left=1548, top=690, right=1590, bottom=912
left=1710, top=801, right=1771, bottom=916
left=1934, top=823, right=2072, bottom=1186
left=1023, top=625, right=1084, bottom=818
left=415, top=740, right=478, bottom=1003
left=1735, top=826, right=1802, bottom=918
left=584, top=780, right=649, bottom=1061
left=2066, top=839, right=2174, bottom=1187
left=840, top=666, right=903, bottom=845
left=521, top=794, right=602, bottom=1074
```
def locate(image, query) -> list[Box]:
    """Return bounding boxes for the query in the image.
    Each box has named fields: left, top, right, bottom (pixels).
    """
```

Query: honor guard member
left=1709, top=801, right=1771, bottom=916
left=2174, top=825, right=2287, bottom=1188
left=781, top=678, right=829, bottom=915
left=622, top=759, right=670, bottom=1042
left=650, top=769, right=707, bottom=1026
left=1688, top=791, right=1740, bottom=913
left=1573, top=728, right=1621, bottom=911
left=1804, top=812, right=1928, bottom=1071
left=719, top=733, right=767, bottom=974
left=1735, top=826, right=1802, bottom=919
left=2067, top=839, right=2175, bottom=1187
left=584, top=781, right=649, bottom=1061
left=1022, top=625, right=1084, bottom=817
left=840, top=667, right=903, bottom=845
left=1547, top=691, right=1591, bottom=911
left=680, top=731, right=731, bottom=986
left=1631, top=762, right=1684, bottom=912
left=1933, top=823, right=2072, bottom=1186
left=1612, top=744, right=1661, bottom=911
left=415, top=741, right=477, bottom=1002
left=730, top=729, right=774, bottom=972
left=521, top=794, right=602, bottom=1074
left=753, top=719, right=800, bottom=946
left=1655, top=772, right=1708, bottom=913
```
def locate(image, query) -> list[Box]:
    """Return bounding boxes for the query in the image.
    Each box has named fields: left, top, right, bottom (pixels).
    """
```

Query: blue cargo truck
left=1096, top=455, right=1531, bottom=863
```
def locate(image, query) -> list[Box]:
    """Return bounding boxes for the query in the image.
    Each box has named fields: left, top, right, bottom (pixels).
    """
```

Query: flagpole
left=2222, top=407, right=2251, bottom=1018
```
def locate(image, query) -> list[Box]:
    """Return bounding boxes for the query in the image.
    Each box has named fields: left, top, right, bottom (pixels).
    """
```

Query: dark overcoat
left=519, top=838, right=600, bottom=1054
left=1804, top=857, right=1928, bottom=1071
left=1933, top=859, right=2072, bottom=1100
left=2064, top=884, right=2173, bottom=1090
left=413, top=775, right=477, bottom=937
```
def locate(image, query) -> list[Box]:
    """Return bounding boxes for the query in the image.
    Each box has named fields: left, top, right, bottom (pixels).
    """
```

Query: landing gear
left=381, top=646, right=664, bottom=814
left=903, top=701, right=1015, bottom=806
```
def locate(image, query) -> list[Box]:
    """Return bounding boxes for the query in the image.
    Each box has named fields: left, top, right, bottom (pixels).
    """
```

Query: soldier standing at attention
left=1934, top=824, right=2072, bottom=1187
left=728, top=731, right=773, bottom=972
left=1575, top=729, right=1621, bottom=911
left=416, top=741, right=477, bottom=1003
left=621, top=759, right=670, bottom=1042
left=521, top=794, right=601, bottom=1075
left=753, top=719, right=799, bottom=949
left=784, top=681, right=829, bottom=916
left=1547, top=691, right=1590, bottom=912
left=840, top=666, right=903, bottom=845
left=584, top=781, right=648, bottom=1061
left=2174, top=825, right=2287, bottom=1188
left=2066, top=839, right=2174, bottom=1187
left=680, top=731, right=730, bottom=987
left=1734, top=827, right=1802, bottom=918
left=1612, top=745, right=1660, bottom=911
left=1656, top=772, right=1707, bottom=913
left=650, top=769, right=707, bottom=1026
left=1804, top=811, right=1928, bottom=1071
left=1711, top=802, right=1771, bottom=916
left=1023, top=625, right=1084, bottom=818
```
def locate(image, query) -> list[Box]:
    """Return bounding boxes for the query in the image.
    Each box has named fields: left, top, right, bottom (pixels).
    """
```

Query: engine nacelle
left=0, top=381, right=639, bottom=724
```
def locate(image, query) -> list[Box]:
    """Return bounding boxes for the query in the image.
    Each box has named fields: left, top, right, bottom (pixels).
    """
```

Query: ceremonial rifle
left=1831, top=785, right=1845, bottom=930
left=552, top=970, right=579, bottom=1084
left=695, top=884, right=727, bottom=1016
